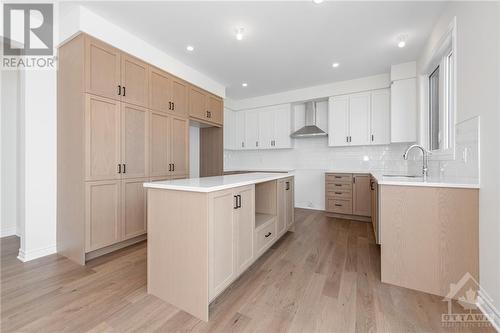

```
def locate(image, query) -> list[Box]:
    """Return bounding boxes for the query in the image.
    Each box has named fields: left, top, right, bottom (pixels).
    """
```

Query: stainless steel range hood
left=290, top=101, right=327, bottom=138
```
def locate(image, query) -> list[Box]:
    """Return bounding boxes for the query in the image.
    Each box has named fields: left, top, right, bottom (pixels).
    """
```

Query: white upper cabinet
left=244, top=110, right=260, bottom=149
left=328, top=96, right=349, bottom=146
left=370, top=89, right=391, bottom=145
left=328, top=89, right=390, bottom=147
left=349, top=93, right=371, bottom=146
left=225, top=104, right=292, bottom=150
left=391, top=78, right=417, bottom=143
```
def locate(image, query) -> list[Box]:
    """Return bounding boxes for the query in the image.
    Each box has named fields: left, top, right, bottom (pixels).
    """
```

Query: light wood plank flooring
left=1, top=209, right=493, bottom=332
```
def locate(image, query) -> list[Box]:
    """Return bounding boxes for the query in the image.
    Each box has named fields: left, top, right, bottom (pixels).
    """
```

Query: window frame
left=420, top=17, right=457, bottom=160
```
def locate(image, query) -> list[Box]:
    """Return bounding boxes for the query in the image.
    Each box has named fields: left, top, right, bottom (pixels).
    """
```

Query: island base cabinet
left=277, top=177, right=295, bottom=236
left=209, top=185, right=255, bottom=301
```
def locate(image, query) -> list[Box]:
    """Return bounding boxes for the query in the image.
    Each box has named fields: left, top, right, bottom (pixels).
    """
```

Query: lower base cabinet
left=85, top=178, right=148, bottom=253
left=278, top=177, right=294, bottom=234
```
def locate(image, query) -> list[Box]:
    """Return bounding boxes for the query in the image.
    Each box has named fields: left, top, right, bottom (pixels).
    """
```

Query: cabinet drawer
left=326, top=173, right=352, bottom=183
left=326, top=182, right=352, bottom=191
left=326, top=198, right=353, bottom=215
left=326, top=189, right=352, bottom=200
left=255, top=220, right=277, bottom=255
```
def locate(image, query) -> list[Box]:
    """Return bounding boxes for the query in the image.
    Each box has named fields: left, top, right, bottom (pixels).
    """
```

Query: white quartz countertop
left=325, top=169, right=479, bottom=189
left=224, top=168, right=294, bottom=173
left=143, top=173, right=293, bottom=193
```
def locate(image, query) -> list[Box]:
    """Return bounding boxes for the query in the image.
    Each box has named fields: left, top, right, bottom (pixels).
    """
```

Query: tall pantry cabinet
left=58, top=34, right=189, bottom=264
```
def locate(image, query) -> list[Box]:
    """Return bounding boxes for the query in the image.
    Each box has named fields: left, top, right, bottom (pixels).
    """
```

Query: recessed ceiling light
left=186, top=45, right=194, bottom=52
left=242, top=82, right=248, bottom=87
left=312, top=0, right=324, bottom=4
left=397, top=35, right=407, bottom=48
left=332, top=62, right=340, bottom=68
left=235, top=27, right=245, bottom=41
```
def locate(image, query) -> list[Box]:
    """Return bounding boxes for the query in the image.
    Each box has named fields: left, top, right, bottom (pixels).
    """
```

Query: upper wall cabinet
left=189, top=86, right=223, bottom=126
left=85, top=36, right=149, bottom=108
left=391, top=78, right=417, bottom=143
left=224, top=105, right=292, bottom=150
left=328, top=89, right=390, bottom=147
left=149, top=67, right=188, bottom=116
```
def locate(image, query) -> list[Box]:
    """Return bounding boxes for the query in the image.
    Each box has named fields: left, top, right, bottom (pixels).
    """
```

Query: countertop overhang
left=143, top=172, right=293, bottom=193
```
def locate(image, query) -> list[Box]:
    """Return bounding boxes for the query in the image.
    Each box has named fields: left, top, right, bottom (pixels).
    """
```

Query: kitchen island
left=143, top=173, right=294, bottom=321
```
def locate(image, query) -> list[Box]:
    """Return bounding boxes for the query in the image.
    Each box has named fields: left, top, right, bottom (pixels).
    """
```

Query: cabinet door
left=122, top=178, right=147, bottom=240
left=285, top=178, right=294, bottom=227
left=171, top=78, right=189, bottom=116
left=85, top=180, right=121, bottom=251
left=85, top=37, right=121, bottom=100
left=234, top=111, right=246, bottom=149
left=85, top=94, right=121, bottom=181
left=349, top=93, right=371, bottom=146
left=121, top=103, right=149, bottom=179
left=170, top=116, right=189, bottom=177
left=244, top=111, right=259, bottom=149
left=223, top=109, right=235, bottom=150
left=189, top=86, right=207, bottom=120
left=235, top=186, right=255, bottom=274
left=277, top=179, right=287, bottom=235
left=391, top=78, right=417, bottom=143
left=258, top=110, right=274, bottom=149
left=121, top=54, right=149, bottom=107
left=273, top=106, right=292, bottom=149
left=328, top=96, right=350, bottom=146
left=370, top=178, right=379, bottom=244
left=150, top=111, right=170, bottom=177
left=149, top=67, right=171, bottom=113
left=207, top=95, right=223, bottom=125
left=371, top=89, right=391, bottom=145
left=209, top=189, right=236, bottom=299
left=353, top=174, right=371, bottom=217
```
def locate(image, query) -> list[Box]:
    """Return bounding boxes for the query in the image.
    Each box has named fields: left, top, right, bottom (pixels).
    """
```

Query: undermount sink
left=382, top=174, right=422, bottom=178
left=382, top=174, right=425, bottom=182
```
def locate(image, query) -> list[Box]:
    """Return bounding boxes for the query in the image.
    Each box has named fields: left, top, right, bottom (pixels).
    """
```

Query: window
left=423, top=18, right=456, bottom=158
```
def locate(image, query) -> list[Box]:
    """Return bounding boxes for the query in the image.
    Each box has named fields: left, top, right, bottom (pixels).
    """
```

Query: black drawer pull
left=335, top=184, right=342, bottom=187
left=335, top=192, right=342, bottom=194
left=265, top=232, right=272, bottom=238
left=335, top=204, right=342, bottom=207
left=335, top=176, right=341, bottom=178
left=123, top=86, right=126, bottom=97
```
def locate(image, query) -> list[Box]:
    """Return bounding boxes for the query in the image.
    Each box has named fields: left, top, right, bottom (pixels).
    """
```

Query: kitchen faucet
left=403, top=144, right=429, bottom=180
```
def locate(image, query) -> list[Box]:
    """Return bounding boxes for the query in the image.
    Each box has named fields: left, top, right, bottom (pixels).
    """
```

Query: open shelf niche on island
left=255, top=180, right=278, bottom=230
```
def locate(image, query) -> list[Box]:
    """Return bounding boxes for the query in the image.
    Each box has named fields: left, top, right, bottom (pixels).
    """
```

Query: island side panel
left=380, top=185, right=479, bottom=298
left=147, top=188, right=209, bottom=321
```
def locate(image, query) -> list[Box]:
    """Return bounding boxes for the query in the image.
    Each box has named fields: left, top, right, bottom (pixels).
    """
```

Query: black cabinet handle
left=122, top=164, right=126, bottom=174
left=118, top=164, right=121, bottom=174
left=265, top=232, right=272, bottom=238
left=172, top=102, right=175, bottom=110
left=172, top=163, right=175, bottom=172
left=335, top=204, right=342, bottom=207
left=234, top=195, right=238, bottom=209
left=335, top=192, right=342, bottom=195
left=335, top=176, right=341, bottom=179
left=118, top=85, right=121, bottom=96
left=285, top=181, right=290, bottom=190
left=123, top=86, right=126, bottom=97
left=237, top=194, right=241, bottom=208
left=335, top=184, right=342, bottom=187
left=371, top=134, right=374, bottom=142
left=169, top=102, right=172, bottom=110
left=256, top=141, right=259, bottom=147
left=353, top=177, right=356, bottom=184
left=168, top=163, right=171, bottom=172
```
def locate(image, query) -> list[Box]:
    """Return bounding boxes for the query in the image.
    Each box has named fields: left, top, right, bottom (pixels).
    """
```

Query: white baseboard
left=1, top=225, right=17, bottom=237
left=477, top=290, right=500, bottom=332
left=17, top=244, right=57, bottom=262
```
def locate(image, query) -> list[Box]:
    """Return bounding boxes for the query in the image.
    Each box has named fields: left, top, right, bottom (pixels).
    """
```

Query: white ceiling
left=78, top=1, right=446, bottom=99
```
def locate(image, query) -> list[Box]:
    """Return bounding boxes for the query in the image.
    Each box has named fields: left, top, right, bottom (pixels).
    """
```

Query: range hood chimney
left=290, top=101, right=327, bottom=138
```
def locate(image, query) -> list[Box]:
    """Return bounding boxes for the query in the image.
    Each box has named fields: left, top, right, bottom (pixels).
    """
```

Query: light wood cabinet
left=121, top=103, right=149, bottom=179
left=150, top=111, right=171, bottom=177
left=171, top=78, right=189, bottom=116
left=277, top=177, right=295, bottom=235
left=122, top=178, right=147, bottom=240
left=170, top=116, right=189, bottom=177
left=189, top=86, right=223, bottom=126
left=85, top=94, right=121, bottom=181
left=353, top=174, right=371, bottom=217
left=325, top=173, right=371, bottom=218
left=121, top=54, right=149, bottom=107
left=189, top=86, right=207, bottom=120
left=235, top=186, right=255, bottom=274
left=207, top=94, right=223, bottom=125
left=85, top=180, right=121, bottom=252
left=85, top=37, right=121, bottom=100
left=285, top=178, right=294, bottom=228
left=150, top=67, right=188, bottom=116
left=209, top=189, right=237, bottom=299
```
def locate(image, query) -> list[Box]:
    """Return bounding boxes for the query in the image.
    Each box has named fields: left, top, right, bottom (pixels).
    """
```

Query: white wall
left=189, top=126, right=200, bottom=178
left=417, top=2, right=500, bottom=326
left=1, top=70, right=19, bottom=237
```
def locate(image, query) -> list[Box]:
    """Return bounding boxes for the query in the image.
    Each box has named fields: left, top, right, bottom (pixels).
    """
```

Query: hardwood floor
left=1, top=209, right=493, bottom=332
